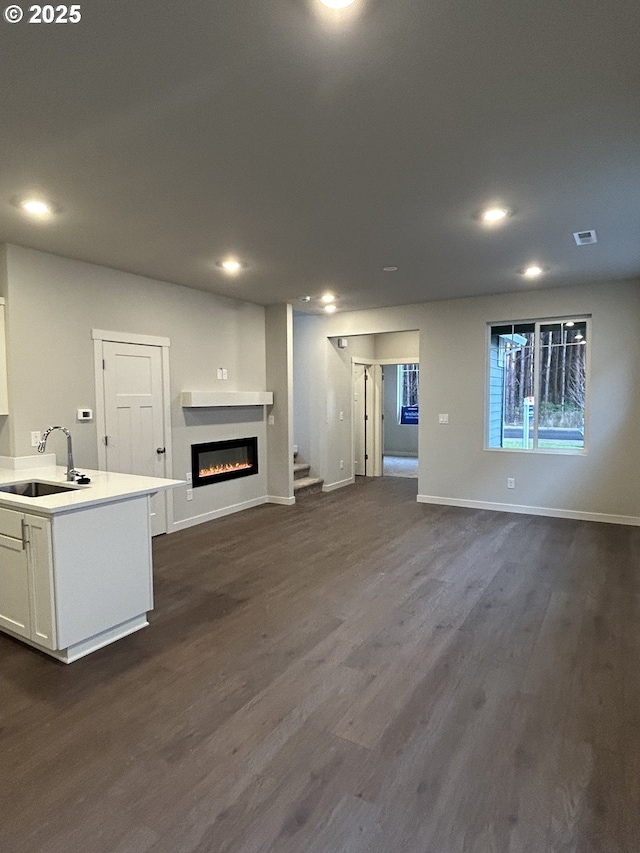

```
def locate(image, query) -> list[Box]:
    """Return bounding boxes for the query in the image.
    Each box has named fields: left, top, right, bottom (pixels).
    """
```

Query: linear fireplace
left=191, top=437, right=258, bottom=487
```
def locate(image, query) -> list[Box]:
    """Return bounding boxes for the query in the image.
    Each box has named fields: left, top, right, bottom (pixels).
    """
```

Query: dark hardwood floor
left=1, top=478, right=639, bottom=852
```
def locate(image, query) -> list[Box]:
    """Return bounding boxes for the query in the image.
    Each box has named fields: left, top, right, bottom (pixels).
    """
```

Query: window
left=398, top=363, right=419, bottom=424
left=487, top=318, right=588, bottom=452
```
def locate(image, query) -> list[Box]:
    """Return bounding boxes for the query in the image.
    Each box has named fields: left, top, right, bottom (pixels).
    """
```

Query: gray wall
left=2, top=245, right=269, bottom=527
left=374, top=331, right=419, bottom=361
left=293, top=281, right=640, bottom=522
left=265, top=304, right=293, bottom=500
left=293, top=316, right=376, bottom=483
left=292, top=326, right=420, bottom=486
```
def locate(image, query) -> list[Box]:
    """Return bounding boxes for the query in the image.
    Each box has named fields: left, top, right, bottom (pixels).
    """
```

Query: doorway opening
left=381, top=363, right=418, bottom=479
left=350, top=333, right=419, bottom=482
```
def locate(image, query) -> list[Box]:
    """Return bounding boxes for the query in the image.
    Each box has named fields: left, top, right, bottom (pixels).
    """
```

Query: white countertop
left=0, top=465, right=184, bottom=515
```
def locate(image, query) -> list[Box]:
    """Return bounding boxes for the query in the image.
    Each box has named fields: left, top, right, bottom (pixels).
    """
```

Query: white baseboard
left=267, top=495, right=296, bottom=506
left=416, top=494, right=640, bottom=527
left=323, top=476, right=355, bottom=492
left=171, top=496, right=269, bottom=531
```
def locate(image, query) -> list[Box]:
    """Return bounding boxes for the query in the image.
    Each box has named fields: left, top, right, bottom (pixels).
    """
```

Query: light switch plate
left=438, top=413, right=449, bottom=424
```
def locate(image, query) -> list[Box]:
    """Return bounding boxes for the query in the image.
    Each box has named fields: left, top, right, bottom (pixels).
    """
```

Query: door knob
left=156, top=447, right=166, bottom=454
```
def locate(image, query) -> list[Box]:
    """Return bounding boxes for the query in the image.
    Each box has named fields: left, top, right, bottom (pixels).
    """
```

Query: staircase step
left=294, top=462, right=311, bottom=480
left=293, top=476, right=324, bottom=497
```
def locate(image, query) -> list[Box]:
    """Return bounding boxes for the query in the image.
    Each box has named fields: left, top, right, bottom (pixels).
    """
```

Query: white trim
left=161, top=346, right=174, bottom=531
left=484, top=316, right=591, bottom=454
left=181, top=391, right=273, bottom=407
left=267, top=495, right=296, bottom=506
left=351, top=356, right=420, bottom=366
left=170, top=496, right=269, bottom=531
left=416, top=494, right=640, bottom=527
left=93, top=338, right=107, bottom=470
left=1, top=614, right=149, bottom=664
left=322, top=476, right=354, bottom=492
left=92, top=329, right=171, bottom=347
left=371, top=364, right=383, bottom=476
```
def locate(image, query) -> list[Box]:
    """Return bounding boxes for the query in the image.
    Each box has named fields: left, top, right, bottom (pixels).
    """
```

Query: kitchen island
left=0, top=462, right=182, bottom=662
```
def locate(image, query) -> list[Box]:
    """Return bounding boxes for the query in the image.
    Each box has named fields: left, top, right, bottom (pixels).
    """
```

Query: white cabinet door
left=25, top=514, right=56, bottom=650
left=0, top=531, right=30, bottom=638
left=0, top=511, right=56, bottom=649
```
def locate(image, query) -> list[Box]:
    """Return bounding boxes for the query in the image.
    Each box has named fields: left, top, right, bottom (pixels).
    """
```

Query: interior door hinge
left=104, top=435, right=109, bottom=446
left=102, top=359, right=105, bottom=369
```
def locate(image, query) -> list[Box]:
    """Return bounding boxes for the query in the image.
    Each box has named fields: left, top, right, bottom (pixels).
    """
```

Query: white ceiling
left=1, top=0, right=639, bottom=313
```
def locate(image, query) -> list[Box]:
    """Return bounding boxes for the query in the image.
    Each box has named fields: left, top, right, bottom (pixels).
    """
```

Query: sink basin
left=0, top=480, right=80, bottom=497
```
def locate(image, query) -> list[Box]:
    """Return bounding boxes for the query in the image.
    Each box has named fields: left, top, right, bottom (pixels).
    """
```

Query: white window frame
left=485, top=316, right=591, bottom=455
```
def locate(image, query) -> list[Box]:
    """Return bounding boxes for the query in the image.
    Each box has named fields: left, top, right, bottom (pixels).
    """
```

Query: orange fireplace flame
left=200, top=461, right=252, bottom=477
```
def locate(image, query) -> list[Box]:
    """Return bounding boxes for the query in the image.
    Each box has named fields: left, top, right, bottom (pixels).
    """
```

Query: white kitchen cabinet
left=0, top=509, right=56, bottom=649
left=0, top=298, right=8, bottom=415
left=0, top=495, right=154, bottom=662
left=0, top=464, right=181, bottom=662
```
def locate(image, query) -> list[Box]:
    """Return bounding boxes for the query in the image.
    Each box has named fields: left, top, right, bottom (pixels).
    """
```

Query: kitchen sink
left=0, top=480, right=80, bottom=497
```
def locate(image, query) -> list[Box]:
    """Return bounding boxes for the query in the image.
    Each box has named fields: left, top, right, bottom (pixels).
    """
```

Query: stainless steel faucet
left=38, top=426, right=81, bottom=481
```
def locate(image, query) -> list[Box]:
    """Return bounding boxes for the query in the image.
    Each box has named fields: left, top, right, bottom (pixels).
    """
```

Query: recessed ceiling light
left=300, top=295, right=311, bottom=302
left=319, top=0, right=357, bottom=8
left=217, top=258, right=244, bottom=274
left=481, top=207, right=510, bottom=223
left=20, top=198, right=54, bottom=217
left=523, top=265, right=543, bottom=278
left=383, top=266, right=399, bottom=272
left=324, top=304, right=337, bottom=313
left=321, top=292, right=336, bottom=304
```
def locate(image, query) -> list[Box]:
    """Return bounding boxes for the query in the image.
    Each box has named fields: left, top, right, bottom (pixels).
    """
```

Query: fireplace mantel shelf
left=181, top=391, right=273, bottom=408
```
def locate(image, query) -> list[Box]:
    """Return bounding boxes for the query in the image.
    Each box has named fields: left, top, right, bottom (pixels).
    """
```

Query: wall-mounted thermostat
left=77, top=408, right=93, bottom=421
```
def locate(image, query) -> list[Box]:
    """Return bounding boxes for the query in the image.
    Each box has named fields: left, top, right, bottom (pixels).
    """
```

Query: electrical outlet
left=339, top=459, right=344, bottom=469
left=186, top=488, right=193, bottom=501
left=507, top=478, right=515, bottom=489
left=185, top=472, right=192, bottom=483
left=438, top=414, right=449, bottom=424
left=268, top=414, right=275, bottom=425
left=31, top=431, right=41, bottom=447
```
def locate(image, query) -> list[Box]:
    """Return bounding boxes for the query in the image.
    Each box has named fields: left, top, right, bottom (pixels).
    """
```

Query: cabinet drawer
left=0, top=506, right=24, bottom=539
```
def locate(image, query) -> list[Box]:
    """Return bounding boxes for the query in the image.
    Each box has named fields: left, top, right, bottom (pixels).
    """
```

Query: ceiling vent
left=573, top=229, right=597, bottom=245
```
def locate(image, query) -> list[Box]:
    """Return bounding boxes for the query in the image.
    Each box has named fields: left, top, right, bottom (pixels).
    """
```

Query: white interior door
left=353, top=362, right=383, bottom=478
left=101, top=341, right=167, bottom=536
left=353, top=364, right=372, bottom=476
